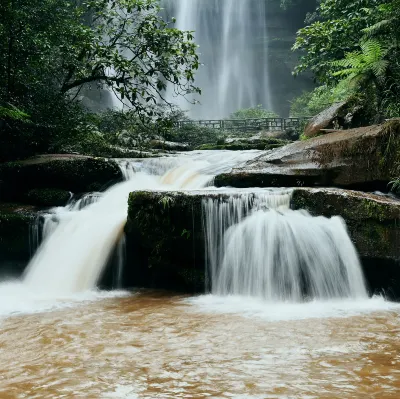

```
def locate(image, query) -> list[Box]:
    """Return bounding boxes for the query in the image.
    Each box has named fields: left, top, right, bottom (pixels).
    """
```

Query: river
left=0, top=151, right=399, bottom=398
left=0, top=292, right=399, bottom=398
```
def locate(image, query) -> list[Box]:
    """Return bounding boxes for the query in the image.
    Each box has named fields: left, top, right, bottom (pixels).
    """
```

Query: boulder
left=0, top=154, right=123, bottom=202
left=215, top=121, right=400, bottom=191
left=303, top=98, right=373, bottom=139
left=291, top=188, right=400, bottom=299
left=303, top=101, right=347, bottom=138
left=25, top=188, right=71, bottom=207
left=125, top=190, right=209, bottom=292
left=149, top=140, right=192, bottom=152
left=125, top=188, right=400, bottom=298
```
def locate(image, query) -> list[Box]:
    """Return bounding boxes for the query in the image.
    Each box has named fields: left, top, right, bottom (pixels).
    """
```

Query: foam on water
left=186, top=295, right=400, bottom=322
left=0, top=149, right=396, bottom=320
left=0, top=281, right=129, bottom=319
left=0, top=151, right=262, bottom=316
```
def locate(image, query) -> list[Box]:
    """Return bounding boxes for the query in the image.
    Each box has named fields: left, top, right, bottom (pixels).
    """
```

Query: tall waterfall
left=163, top=0, right=272, bottom=118
left=203, top=194, right=368, bottom=301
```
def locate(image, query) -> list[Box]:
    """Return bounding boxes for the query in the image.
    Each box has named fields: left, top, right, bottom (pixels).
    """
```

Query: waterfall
left=22, top=151, right=261, bottom=295
left=21, top=149, right=367, bottom=300
left=203, top=193, right=368, bottom=301
left=163, top=0, right=272, bottom=118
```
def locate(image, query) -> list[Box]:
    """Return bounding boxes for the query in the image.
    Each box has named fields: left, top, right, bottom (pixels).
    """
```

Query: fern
left=389, top=178, right=400, bottom=194
left=363, top=19, right=391, bottom=36
left=332, top=40, right=388, bottom=84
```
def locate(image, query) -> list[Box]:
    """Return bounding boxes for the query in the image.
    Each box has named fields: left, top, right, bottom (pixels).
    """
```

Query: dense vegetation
left=290, top=0, right=400, bottom=121
left=1, top=0, right=400, bottom=173
left=0, top=0, right=200, bottom=160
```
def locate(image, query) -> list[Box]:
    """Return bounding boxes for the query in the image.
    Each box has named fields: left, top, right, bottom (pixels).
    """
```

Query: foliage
left=60, top=0, right=200, bottom=119
left=0, top=105, right=30, bottom=123
left=389, top=178, right=400, bottom=194
left=293, top=0, right=400, bottom=120
left=0, top=0, right=200, bottom=160
left=293, top=0, right=382, bottom=83
left=290, top=83, right=353, bottom=117
left=229, top=105, right=279, bottom=119
left=332, top=40, right=388, bottom=86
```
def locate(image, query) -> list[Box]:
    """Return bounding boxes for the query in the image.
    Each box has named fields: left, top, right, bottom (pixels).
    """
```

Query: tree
left=60, top=0, right=200, bottom=119
left=292, top=0, right=384, bottom=83
left=333, top=40, right=388, bottom=90
left=0, top=0, right=200, bottom=159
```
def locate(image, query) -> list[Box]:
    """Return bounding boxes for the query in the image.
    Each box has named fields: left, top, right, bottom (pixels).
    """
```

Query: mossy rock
left=0, top=155, right=123, bottom=202
left=125, top=190, right=237, bottom=292
left=196, top=138, right=290, bottom=151
left=125, top=188, right=400, bottom=298
left=0, top=204, right=38, bottom=276
left=25, top=188, right=71, bottom=207
left=291, top=188, right=400, bottom=260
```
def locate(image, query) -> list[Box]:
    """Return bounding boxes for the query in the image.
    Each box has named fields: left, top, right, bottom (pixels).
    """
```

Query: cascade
left=203, top=194, right=368, bottom=301
left=163, top=0, right=272, bottom=118
left=22, top=151, right=261, bottom=294
left=22, top=150, right=367, bottom=300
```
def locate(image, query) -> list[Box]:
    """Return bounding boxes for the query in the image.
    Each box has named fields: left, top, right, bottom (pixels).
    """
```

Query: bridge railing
left=174, top=117, right=311, bottom=132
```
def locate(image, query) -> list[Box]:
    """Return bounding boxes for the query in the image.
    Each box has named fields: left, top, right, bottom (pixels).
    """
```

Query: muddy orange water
left=0, top=292, right=399, bottom=399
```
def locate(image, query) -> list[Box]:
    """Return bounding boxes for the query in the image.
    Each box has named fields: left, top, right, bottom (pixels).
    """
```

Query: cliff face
left=265, top=0, right=316, bottom=116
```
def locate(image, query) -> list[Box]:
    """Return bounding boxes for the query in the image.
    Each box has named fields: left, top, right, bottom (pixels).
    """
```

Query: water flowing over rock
left=2, top=149, right=398, bottom=299
left=204, top=194, right=367, bottom=300
left=163, top=0, right=271, bottom=118
left=20, top=152, right=262, bottom=294
left=128, top=187, right=369, bottom=300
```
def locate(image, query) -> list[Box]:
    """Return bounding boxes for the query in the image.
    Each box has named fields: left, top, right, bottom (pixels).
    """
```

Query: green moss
left=0, top=205, right=36, bottom=259
left=25, top=188, right=70, bottom=207
left=0, top=157, right=123, bottom=202
left=291, top=188, right=400, bottom=260
left=126, top=191, right=208, bottom=292
left=196, top=138, right=290, bottom=151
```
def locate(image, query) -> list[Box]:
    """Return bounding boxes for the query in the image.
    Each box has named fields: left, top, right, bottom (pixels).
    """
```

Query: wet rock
left=291, top=188, right=400, bottom=299
left=25, top=188, right=71, bottom=207
left=0, top=204, right=38, bottom=277
left=149, top=140, right=193, bottom=152
left=197, top=137, right=290, bottom=151
left=303, top=98, right=372, bottom=139
left=126, top=188, right=400, bottom=299
left=126, top=188, right=400, bottom=298
left=215, top=121, right=400, bottom=191
left=0, top=154, right=123, bottom=202
left=125, top=190, right=211, bottom=293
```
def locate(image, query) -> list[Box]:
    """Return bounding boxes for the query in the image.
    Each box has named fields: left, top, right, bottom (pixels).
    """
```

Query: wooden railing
left=174, top=117, right=311, bottom=132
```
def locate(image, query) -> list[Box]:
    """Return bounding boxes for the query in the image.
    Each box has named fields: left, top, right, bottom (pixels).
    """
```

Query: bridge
left=174, top=117, right=311, bottom=132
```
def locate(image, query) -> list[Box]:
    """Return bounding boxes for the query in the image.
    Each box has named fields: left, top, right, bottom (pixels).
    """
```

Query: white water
left=203, top=194, right=368, bottom=301
left=22, top=151, right=261, bottom=296
left=163, top=0, right=272, bottom=118
left=0, top=149, right=376, bottom=319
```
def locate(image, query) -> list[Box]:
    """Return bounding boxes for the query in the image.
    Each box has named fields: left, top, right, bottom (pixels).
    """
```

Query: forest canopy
left=0, top=0, right=199, bottom=160
left=291, top=0, right=400, bottom=119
